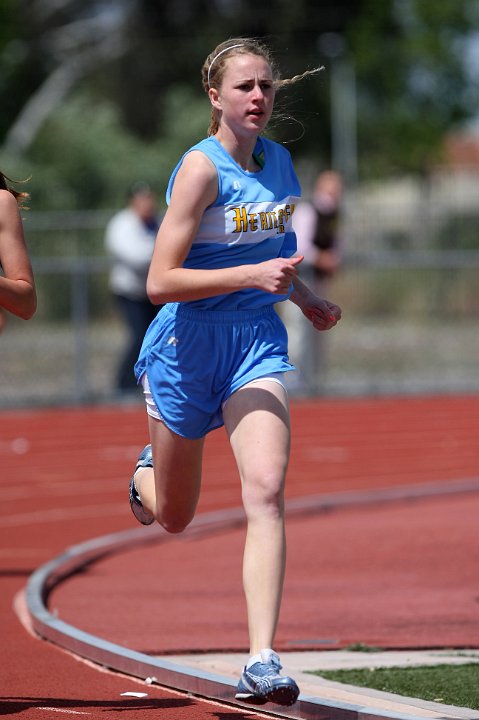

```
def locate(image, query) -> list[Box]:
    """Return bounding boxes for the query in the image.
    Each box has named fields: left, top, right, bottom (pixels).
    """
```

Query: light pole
left=318, top=33, right=358, bottom=187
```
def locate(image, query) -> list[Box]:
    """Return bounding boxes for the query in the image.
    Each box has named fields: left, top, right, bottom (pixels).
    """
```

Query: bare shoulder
left=0, top=189, right=19, bottom=212
left=0, top=189, right=21, bottom=229
left=178, top=150, right=217, bottom=182
left=171, top=150, right=218, bottom=207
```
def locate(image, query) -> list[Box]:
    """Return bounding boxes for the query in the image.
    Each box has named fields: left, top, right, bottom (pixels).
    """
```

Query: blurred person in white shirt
left=105, top=182, right=161, bottom=393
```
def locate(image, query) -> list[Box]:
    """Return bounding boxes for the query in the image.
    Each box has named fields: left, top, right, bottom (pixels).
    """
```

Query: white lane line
left=36, top=708, right=89, bottom=715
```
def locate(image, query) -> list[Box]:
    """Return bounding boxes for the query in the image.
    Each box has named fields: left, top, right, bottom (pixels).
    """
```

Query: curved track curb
left=25, top=479, right=479, bottom=720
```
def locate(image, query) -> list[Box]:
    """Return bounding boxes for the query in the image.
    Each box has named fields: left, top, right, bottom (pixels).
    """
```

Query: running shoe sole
left=129, top=445, right=154, bottom=525
left=235, top=675, right=299, bottom=706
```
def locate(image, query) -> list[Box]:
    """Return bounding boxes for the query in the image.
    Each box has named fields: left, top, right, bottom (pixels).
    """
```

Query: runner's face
left=212, top=54, right=275, bottom=136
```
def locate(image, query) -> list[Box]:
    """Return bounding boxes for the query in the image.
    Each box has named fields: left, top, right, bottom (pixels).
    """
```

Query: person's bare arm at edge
left=146, top=151, right=303, bottom=305
left=0, top=190, right=36, bottom=322
left=289, top=274, right=341, bottom=331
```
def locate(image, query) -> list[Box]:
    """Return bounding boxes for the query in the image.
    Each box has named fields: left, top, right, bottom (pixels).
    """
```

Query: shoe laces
left=260, top=663, right=281, bottom=680
left=260, top=650, right=282, bottom=672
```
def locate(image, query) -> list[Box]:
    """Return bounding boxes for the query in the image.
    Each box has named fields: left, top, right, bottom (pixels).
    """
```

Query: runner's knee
left=242, top=472, right=285, bottom=519
left=155, top=505, right=196, bottom=534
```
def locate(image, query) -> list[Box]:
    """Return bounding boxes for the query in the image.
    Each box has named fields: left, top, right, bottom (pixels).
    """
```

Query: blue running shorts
left=134, top=303, right=295, bottom=439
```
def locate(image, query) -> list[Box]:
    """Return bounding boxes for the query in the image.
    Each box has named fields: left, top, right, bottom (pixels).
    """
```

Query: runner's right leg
left=134, top=414, right=205, bottom=534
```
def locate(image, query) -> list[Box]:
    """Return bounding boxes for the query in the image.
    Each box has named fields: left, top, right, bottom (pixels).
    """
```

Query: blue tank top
left=166, top=136, right=301, bottom=310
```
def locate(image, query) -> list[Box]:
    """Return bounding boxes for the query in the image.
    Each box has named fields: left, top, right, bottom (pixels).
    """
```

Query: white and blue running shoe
left=129, top=444, right=155, bottom=525
left=235, top=650, right=299, bottom=706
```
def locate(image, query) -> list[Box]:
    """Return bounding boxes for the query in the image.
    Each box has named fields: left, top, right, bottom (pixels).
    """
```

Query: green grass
left=313, top=664, right=479, bottom=710
left=344, top=643, right=382, bottom=653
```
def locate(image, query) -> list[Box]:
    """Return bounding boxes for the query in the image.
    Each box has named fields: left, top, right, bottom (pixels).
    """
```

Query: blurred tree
left=1, top=0, right=130, bottom=156
left=348, top=0, right=479, bottom=175
left=1, top=0, right=479, bottom=209
left=1, top=0, right=360, bottom=156
left=105, top=0, right=362, bottom=141
left=0, top=0, right=44, bottom=144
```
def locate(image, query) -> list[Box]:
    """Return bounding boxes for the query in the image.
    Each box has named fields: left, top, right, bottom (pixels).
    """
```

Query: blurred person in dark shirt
left=288, top=170, right=343, bottom=393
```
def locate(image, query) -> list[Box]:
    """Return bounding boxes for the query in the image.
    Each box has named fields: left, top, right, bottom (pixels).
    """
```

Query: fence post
left=71, top=259, right=90, bottom=403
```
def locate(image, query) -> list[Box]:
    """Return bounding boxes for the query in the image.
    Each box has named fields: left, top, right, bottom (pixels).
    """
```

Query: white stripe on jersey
left=194, top=196, right=300, bottom=246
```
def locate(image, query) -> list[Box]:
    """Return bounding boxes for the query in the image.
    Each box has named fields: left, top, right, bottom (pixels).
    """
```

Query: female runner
left=130, top=38, right=341, bottom=706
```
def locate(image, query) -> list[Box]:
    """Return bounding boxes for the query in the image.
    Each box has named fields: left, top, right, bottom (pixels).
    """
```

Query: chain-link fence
left=2, top=175, right=479, bottom=408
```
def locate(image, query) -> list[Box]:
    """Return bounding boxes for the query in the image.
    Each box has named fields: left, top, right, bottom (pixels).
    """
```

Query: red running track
left=1, top=395, right=479, bottom=718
